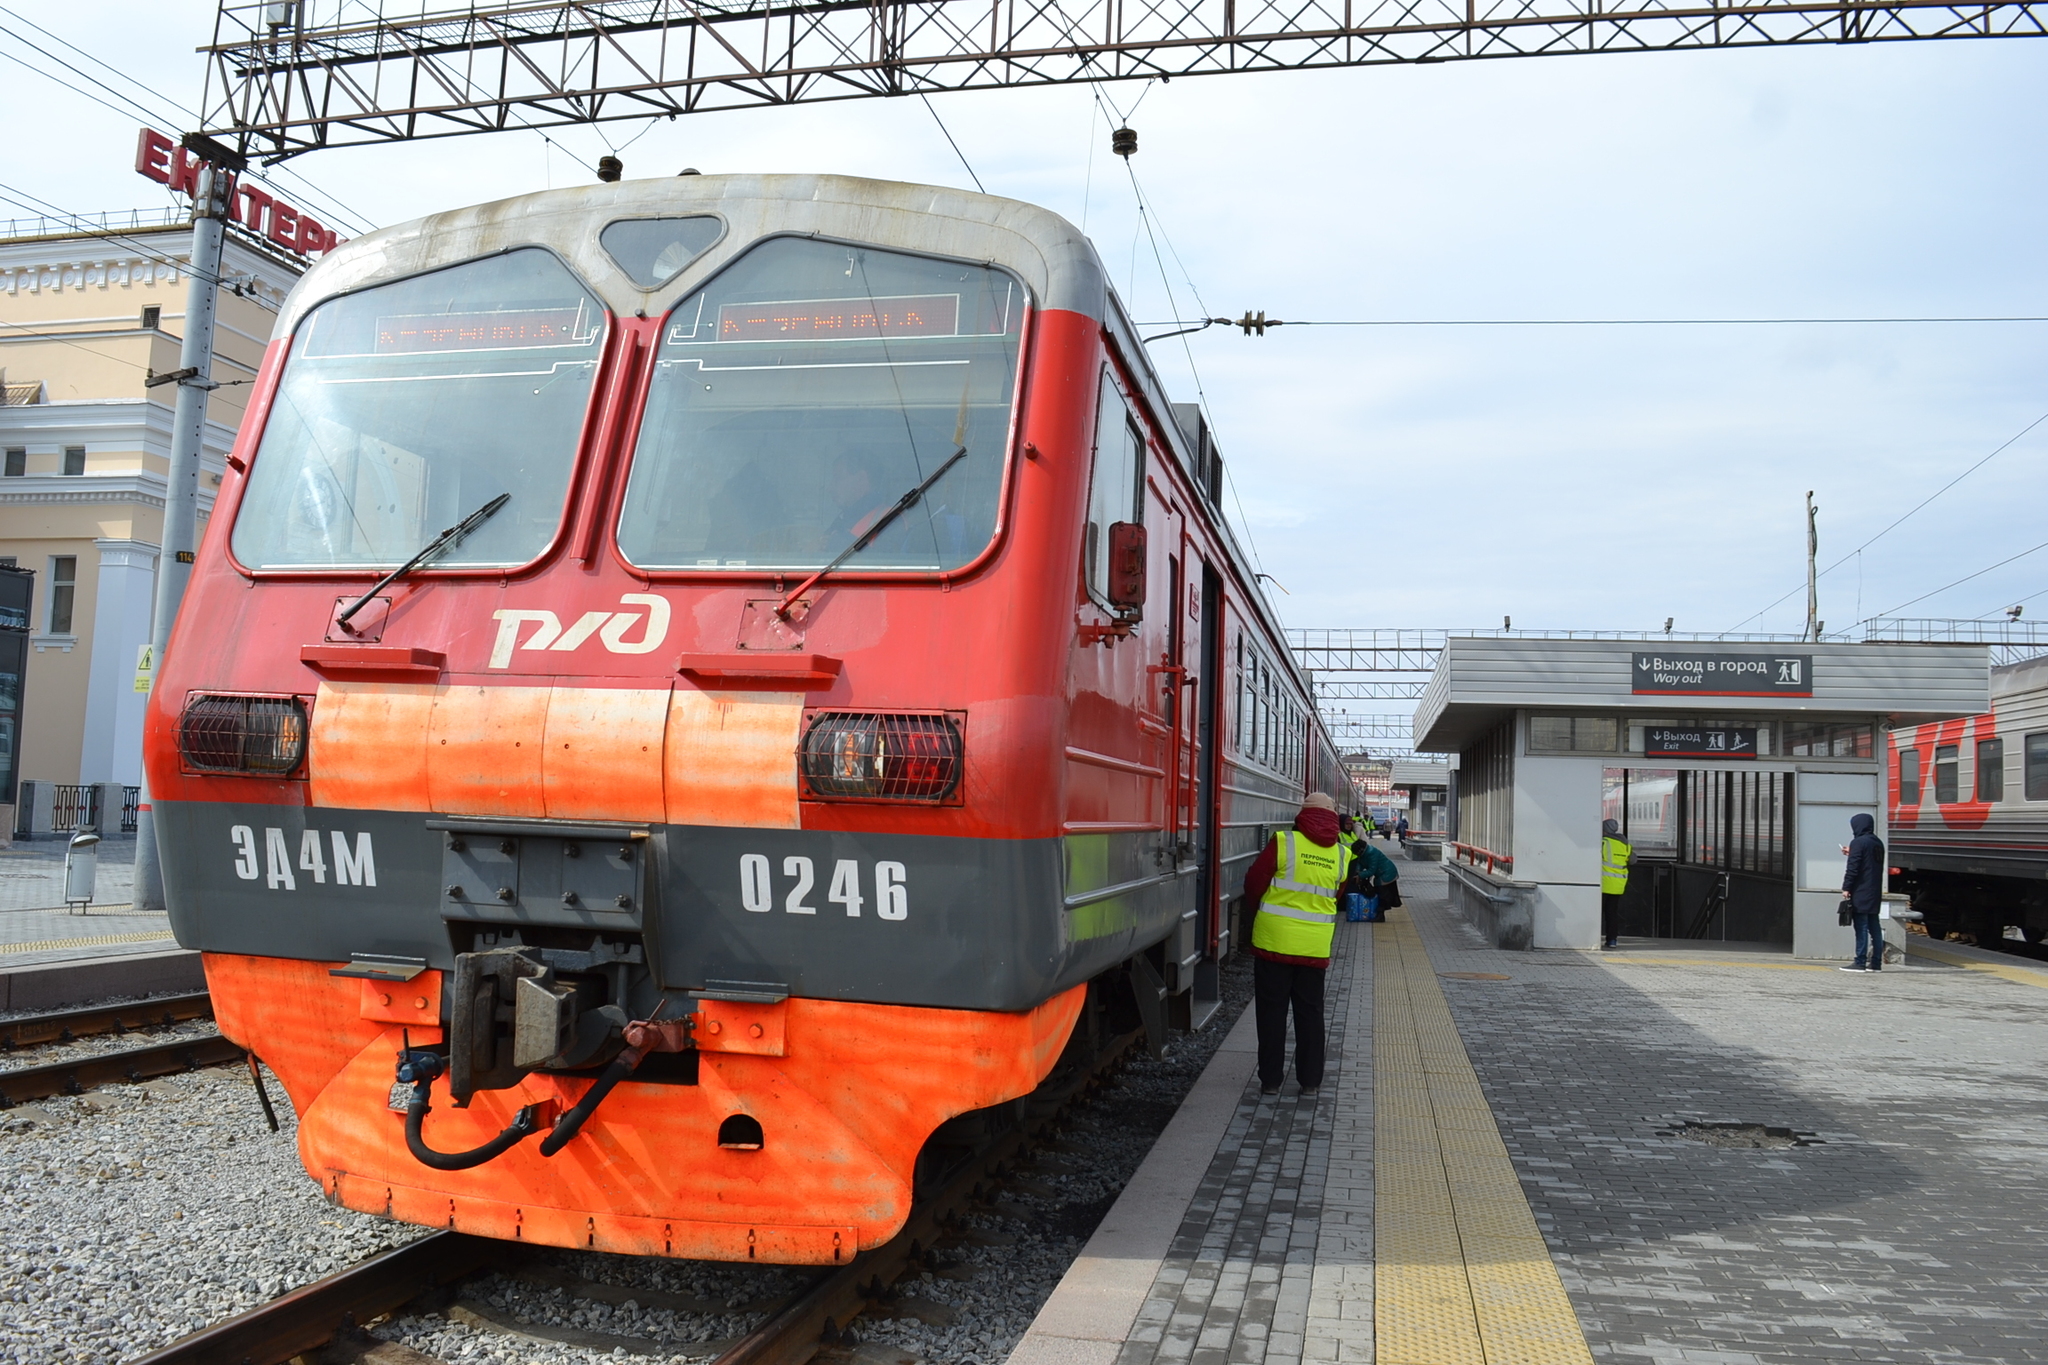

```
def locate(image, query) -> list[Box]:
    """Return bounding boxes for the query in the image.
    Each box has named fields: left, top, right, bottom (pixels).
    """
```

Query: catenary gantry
left=200, top=0, right=2048, bottom=157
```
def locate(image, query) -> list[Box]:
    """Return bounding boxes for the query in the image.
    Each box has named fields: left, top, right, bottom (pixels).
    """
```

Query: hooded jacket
left=1244, top=806, right=1343, bottom=967
left=1841, top=813, right=1885, bottom=915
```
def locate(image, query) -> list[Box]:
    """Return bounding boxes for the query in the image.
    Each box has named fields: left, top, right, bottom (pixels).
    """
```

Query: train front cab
left=142, top=176, right=1305, bottom=1261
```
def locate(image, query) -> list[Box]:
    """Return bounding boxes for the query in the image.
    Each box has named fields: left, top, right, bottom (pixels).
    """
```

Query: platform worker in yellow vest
left=1243, top=792, right=1349, bottom=1098
left=1600, top=817, right=1631, bottom=951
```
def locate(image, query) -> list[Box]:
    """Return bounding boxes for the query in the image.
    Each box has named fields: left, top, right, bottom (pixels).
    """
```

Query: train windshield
left=232, top=250, right=607, bottom=571
left=617, top=237, right=1023, bottom=573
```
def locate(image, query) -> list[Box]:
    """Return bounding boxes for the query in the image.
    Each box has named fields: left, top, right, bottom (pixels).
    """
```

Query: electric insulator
left=1111, top=126, right=1137, bottom=158
left=597, top=155, right=623, bottom=183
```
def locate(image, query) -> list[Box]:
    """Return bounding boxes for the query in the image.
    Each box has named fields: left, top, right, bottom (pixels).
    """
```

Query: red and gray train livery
left=143, top=174, right=1345, bottom=1261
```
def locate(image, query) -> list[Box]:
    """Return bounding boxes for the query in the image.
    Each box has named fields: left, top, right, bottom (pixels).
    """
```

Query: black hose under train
left=538, top=1048, right=642, bottom=1157
left=405, top=1097, right=539, bottom=1171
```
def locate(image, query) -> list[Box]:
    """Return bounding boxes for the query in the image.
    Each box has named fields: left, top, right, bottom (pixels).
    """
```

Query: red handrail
left=1449, top=841, right=1513, bottom=875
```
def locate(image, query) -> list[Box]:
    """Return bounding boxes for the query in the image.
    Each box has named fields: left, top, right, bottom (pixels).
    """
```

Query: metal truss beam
left=202, top=1, right=2048, bottom=156
left=1310, top=679, right=1429, bottom=700
left=1319, top=712, right=1413, bottom=738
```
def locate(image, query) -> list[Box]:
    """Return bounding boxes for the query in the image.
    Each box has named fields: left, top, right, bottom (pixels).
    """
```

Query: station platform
left=1010, top=858, right=2048, bottom=1365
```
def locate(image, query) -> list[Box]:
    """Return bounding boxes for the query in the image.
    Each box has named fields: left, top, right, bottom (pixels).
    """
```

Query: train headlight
left=800, top=712, right=962, bottom=802
left=178, top=694, right=310, bottom=775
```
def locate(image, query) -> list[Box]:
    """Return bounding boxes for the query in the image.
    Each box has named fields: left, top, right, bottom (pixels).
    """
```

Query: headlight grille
left=178, top=694, right=309, bottom=775
left=800, top=712, right=962, bottom=802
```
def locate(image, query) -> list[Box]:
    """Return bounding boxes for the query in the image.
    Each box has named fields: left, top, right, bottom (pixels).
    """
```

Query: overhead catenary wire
left=1723, top=406, right=2048, bottom=633
left=917, top=92, right=986, bottom=195
left=1134, top=314, right=2048, bottom=327
left=1870, top=537, right=2048, bottom=619
left=0, top=16, right=371, bottom=235
left=0, top=181, right=280, bottom=312
left=1082, top=87, right=1266, bottom=576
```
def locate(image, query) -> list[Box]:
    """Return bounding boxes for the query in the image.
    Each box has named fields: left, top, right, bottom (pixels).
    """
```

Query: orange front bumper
left=205, top=953, right=1084, bottom=1261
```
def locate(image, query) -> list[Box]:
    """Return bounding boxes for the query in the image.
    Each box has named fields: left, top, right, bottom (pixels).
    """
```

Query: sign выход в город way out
left=1631, top=653, right=1813, bottom=697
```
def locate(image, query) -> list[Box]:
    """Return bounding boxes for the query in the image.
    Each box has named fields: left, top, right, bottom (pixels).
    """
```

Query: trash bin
left=64, top=830, right=99, bottom=914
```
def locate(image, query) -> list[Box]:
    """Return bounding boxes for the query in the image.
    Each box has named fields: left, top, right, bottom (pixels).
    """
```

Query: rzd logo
left=489, top=593, right=670, bottom=669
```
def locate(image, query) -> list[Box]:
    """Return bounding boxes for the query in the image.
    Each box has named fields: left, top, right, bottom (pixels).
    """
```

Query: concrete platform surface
left=0, top=836, right=138, bottom=912
left=1008, top=858, right=2048, bottom=1365
left=0, top=947, right=203, bottom=1013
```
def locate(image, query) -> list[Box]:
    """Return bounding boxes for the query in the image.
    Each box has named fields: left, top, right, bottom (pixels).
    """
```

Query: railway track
left=0, top=990, right=248, bottom=1109
left=128, top=1027, right=1141, bottom=1365
left=0, top=1031, right=247, bottom=1107
left=0, top=990, right=213, bottom=1050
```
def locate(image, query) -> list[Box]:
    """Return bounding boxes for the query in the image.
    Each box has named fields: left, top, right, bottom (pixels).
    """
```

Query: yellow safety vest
left=1601, top=836, right=1632, bottom=894
left=1253, top=830, right=1347, bottom=958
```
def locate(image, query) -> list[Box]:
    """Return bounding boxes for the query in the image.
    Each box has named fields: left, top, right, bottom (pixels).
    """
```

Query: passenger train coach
left=1888, top=654, right=2048, bottom=946
left=143, top=174, right=1346, bottom=1262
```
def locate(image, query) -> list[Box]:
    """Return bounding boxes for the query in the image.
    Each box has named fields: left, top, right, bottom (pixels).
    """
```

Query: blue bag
left=1343, top=892, right=1367, bottom=922
left=1364, top=895, right=1383, bottom=922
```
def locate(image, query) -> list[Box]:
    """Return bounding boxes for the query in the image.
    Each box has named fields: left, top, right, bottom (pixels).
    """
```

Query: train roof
left=1990, top=653, right=2048, bottom=699
left=275, top=173, right=1110, bottom=338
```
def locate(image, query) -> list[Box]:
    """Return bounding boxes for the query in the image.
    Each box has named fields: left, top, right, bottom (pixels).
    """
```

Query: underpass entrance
left=1603, top=767, right=1795, bottom=945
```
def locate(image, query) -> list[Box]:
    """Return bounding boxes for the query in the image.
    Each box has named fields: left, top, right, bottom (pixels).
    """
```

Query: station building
left=1416, top=636, right=1989, bottom=957
left=0, top=210, right=304, bottom=813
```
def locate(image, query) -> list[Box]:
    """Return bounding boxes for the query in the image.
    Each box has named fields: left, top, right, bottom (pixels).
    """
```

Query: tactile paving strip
left=0, top=926, right=170, bottom=956
left=1375, top=914, right=1595, bottom=1365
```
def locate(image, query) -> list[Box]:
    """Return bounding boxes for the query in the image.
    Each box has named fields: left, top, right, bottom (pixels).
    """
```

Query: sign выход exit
left=1645, top=726, right=1760, bottom=758
left=1631, top=652, right=1812, bottom=697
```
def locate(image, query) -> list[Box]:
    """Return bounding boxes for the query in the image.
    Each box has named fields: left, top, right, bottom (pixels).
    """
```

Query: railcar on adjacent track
left=1888, top=654, right=2048, bottom=945
left=144, top=174, right=1342, bottom=1262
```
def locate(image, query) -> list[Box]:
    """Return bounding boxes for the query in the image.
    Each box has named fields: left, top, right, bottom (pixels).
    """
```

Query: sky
left=5, top=2, right=2048, bottom=644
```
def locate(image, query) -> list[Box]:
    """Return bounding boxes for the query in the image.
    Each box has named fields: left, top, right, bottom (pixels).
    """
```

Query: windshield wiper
left=336, top=492, right=510, bottom=632
left=775, top=445, right=970, bottom=620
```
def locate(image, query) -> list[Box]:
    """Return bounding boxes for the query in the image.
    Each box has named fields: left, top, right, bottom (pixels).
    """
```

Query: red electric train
left=1888, top=654, right=2048, bottom=946
left=144, top=173, right=1346, bottom=1262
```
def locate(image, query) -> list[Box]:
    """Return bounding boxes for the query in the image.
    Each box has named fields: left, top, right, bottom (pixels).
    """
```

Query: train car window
left=1897, top=746, right=1921, bottom=805
left=1084, top=370, right=1145, bottom=605
left=600, top=216, right=723, bottom=289
left=2027, top=733, right=2048, bottom=800
left=1528, top=714, right=1620, bottom=753
left=618, top=237, right=1023, bottom=573
left=1782, top=720, right=1873, bottom=758
left=233, top=249, right=607, bottom=570
left=1933, top=744, right=1959, bottom=804
left=1975, top=737, right=2004, bottom=802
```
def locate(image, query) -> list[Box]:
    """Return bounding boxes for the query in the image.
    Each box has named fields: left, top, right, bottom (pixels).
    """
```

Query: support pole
left=132, top=162, right=231, bottom=916
left=1804, top=490, right=1820, bottom=644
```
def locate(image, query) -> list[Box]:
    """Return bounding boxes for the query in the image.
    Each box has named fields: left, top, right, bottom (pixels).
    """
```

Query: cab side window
left=1084, top=368, right=1144, bottom=604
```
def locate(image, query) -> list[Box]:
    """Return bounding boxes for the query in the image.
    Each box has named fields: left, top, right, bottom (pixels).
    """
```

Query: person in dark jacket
left=1347, top=832, right=1403, bottom=921
left=1840, top=812, right=1886, bottom=972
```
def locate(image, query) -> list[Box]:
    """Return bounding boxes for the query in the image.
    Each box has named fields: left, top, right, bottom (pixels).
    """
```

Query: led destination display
left=1632, top=652, right=1813, bottom=697
left=717, top=294, right=961, bottom=341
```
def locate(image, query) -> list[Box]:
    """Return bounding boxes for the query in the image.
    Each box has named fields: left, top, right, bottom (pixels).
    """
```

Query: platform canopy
left=1414, top=637, right=1990, bottom=754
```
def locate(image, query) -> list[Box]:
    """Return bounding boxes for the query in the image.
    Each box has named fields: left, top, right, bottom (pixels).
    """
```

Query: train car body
left=1888, top=655, right=2048, bottom=944
left=144, top=174, right=1342, bottom=1262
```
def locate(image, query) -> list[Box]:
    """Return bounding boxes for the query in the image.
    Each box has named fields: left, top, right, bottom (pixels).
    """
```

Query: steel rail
left=0, top=1032, right=245, bottom=1106
left=0, top=991, right=213, bottom=1051
left=128, top=1232, right=510, bottom=1365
